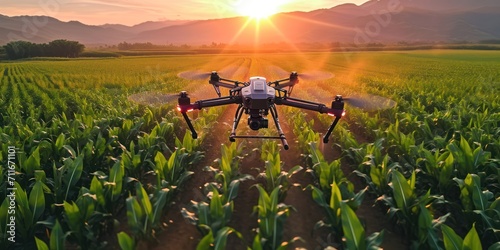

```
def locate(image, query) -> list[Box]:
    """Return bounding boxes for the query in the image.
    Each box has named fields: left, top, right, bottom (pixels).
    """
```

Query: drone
left=177, top=71, right=345, bottom=150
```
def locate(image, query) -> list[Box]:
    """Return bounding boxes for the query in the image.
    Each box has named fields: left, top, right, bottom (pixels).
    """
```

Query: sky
left=1, top=0, right=368, bottom=26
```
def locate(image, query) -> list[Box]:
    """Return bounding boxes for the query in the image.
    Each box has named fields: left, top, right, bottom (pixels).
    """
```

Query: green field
left=1, top=50, right=499, bottom=249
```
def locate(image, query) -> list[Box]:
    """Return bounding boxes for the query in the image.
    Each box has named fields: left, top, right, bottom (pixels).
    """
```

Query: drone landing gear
left=229, top=105, right=289, bottom=150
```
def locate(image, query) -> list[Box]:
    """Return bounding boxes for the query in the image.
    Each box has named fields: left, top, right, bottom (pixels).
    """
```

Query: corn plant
left=416, top=145, right=455, bottom=194
left=308, top=142, right=350, bottom=200
left=252, top=185, right=297, bottom=250
left=196, top=227, right=244, bottom=250
left=380, top=170, right=448, bottom=246
left=259, top=147, right=302, bottom=202
left=117, top=231, right=136, bottom=250
left=355, top=154, right=398, bottom=196
left=453, top=174, right=500, bottom=245
left=309, top=181, right=365, bottom=243
left=205, top=143, right=250, bottom=204
left=126, top=182, right=170, bottom=242
left=447, top=137, right=491, bottom=177
left=340, top=202, right=384, bottom=250
left=153, top=149, right=195, bottom=192
left=441, top=224, right=485, bottom=250
left=33, top=219, right=66, bottom=250
left=182, top=186, right=234, bottom=236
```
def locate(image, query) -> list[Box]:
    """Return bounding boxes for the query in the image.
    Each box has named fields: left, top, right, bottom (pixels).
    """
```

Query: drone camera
left=248, top=116, right=268, bottom=131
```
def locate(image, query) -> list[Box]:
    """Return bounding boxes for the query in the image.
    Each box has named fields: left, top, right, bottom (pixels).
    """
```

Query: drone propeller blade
left=343, top=95, right=397, bottom=111
left=298, top=71, right=334, bottom=81
left=267, top=65, right=291, bottom=79
left=128, top=91, right=180, bottom=106
left=177, top=70, right=213, bottom=80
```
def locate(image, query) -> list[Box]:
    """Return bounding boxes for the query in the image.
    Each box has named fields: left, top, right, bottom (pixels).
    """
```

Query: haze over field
left=1, top=0, right=500, bottom=45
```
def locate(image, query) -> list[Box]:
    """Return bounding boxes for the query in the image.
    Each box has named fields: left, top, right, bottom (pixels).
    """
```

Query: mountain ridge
left=1, top=0, right=500, bottom=45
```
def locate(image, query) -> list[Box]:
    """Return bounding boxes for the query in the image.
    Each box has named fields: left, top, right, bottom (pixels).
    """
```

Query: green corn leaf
left=340, top=202, right=366, bottom=250
left=468, top=174, right=487, bottom=210
left=35, top=236, right=49, bottom=250
left=196, top=229, right=214, bottom=250
left=24, top=146, right=41, bottom=177
left=55, top=133, right=66, bottom=151
left=210, top=188, right=224, bottom=220
left=64, top=155, right=84, bottom=200
left=29, top=180, right=45, bottom=222
left=109, top=161, right=124, bottom=201
left=15, top=181, right=33, bottom=229
left=154, top=152, right=167, bottom=179
left=366, top=230, right=385, bottom=250
left=135, top=182, right=153, bottom=224
left=441, top=224, right=463, bottom=250
left=330, top=181, right=342, bottom=212
left=76, top=189, right=96, bottom=221
left=463, top=223, right=482, bottom=250
left=50, top=220, right=65, bottom=250
left=0, top=198, right=9, bottom=236
left=117, top=231, right=135, bottom=250
left=488, top=242, right=500, bottom=250
left=151, top=189, right=169, bottom=226
left=391, top=171, right=414, bottom=210
left=459, top=137, right=473, bottom=167
left=90, top=176, right=105, bottom=207
left=213, top=227, right=240, bottom=250
left=64, top=201, right=82, bottom=235
left=252, top=234, right=264, bottom=250
left=126, top=196, right=144, bottom=234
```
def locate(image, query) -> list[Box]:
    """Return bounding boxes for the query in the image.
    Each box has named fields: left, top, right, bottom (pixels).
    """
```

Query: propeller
left=178, top=65, right=250, bottom=81
left=342, top=94, right=397, bottom=111
left=127, top=91, right=179, bottom=106
left=266, top=65, right=334, bottom=81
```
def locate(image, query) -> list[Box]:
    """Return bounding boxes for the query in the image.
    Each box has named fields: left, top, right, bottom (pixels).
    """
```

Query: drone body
left=177, top=71, right=345, bottom=150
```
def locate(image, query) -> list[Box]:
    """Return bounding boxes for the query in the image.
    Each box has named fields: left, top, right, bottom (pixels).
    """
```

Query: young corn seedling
left=182, top=186, right=234, bottom=236
left=252, top=185, right=297, bottom=250
left=259, top=146, right=302, bottom=202
left=308, top=142, right=349, bottom=200
left=309, top=181, right=365, bottom=243
left=196, top=227, right=244, bottom=250
left=380, top=170, right=448, bottom=246
left=33, top=219, right=66, bottom=250
left=153, top=149, right=195, bottom=192
left=117, top=231, right=136, bottom=250
left=454, top=174, right=500, bottom=245
left=441, top=223, right=492, bottom=250
left=204, top=143, right=250, bottom=204
left=126, top=182, right=169, bottom=242
left=340, top=202, right=384, bottom=250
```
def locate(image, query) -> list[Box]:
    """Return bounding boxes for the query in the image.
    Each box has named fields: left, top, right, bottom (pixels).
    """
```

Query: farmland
left=1, top=50, right=500, bottom=250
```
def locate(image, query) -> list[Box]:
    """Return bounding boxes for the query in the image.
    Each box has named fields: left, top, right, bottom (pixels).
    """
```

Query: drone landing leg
left=323, top=116, right=341, bottom=143
left=181, top=112, right=198, bottom=139
left=229, top=105, right=244, bottom=142
left=270, top=106, right=289, bottom=150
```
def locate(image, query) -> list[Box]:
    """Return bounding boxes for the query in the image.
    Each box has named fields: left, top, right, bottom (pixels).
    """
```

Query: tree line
left=3, top=40, right=85, bottom=60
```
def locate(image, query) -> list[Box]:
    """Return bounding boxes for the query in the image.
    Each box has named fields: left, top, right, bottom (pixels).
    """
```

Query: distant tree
left=3, top=41, right=39, bottom=59
left=3, top=39, right=84, bottom=59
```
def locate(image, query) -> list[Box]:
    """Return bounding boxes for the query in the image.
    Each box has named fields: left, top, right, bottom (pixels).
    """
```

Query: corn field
left=1, top=51, right=499, bottom=249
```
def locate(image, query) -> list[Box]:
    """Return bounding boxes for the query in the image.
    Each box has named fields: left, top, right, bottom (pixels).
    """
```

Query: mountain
left=1, top=0, right=500, bottom=45
left=100, top=20, right=192, bottom=34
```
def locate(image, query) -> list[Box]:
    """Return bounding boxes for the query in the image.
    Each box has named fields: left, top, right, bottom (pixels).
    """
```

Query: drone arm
left=210, top=80, right=239, bottom=89
left=178, top=92, right=241, bottom=139
left=276, top=97, right=343, bottom=116
left=275, top=96, right=345, bottom=143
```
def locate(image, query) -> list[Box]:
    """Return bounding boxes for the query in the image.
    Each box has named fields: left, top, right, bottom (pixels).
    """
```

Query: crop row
left=284, top=107, right=384, bottom=249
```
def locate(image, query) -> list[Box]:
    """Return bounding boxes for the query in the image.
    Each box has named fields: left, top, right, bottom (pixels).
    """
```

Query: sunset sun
left=235, top=0, right=286, bottom=19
